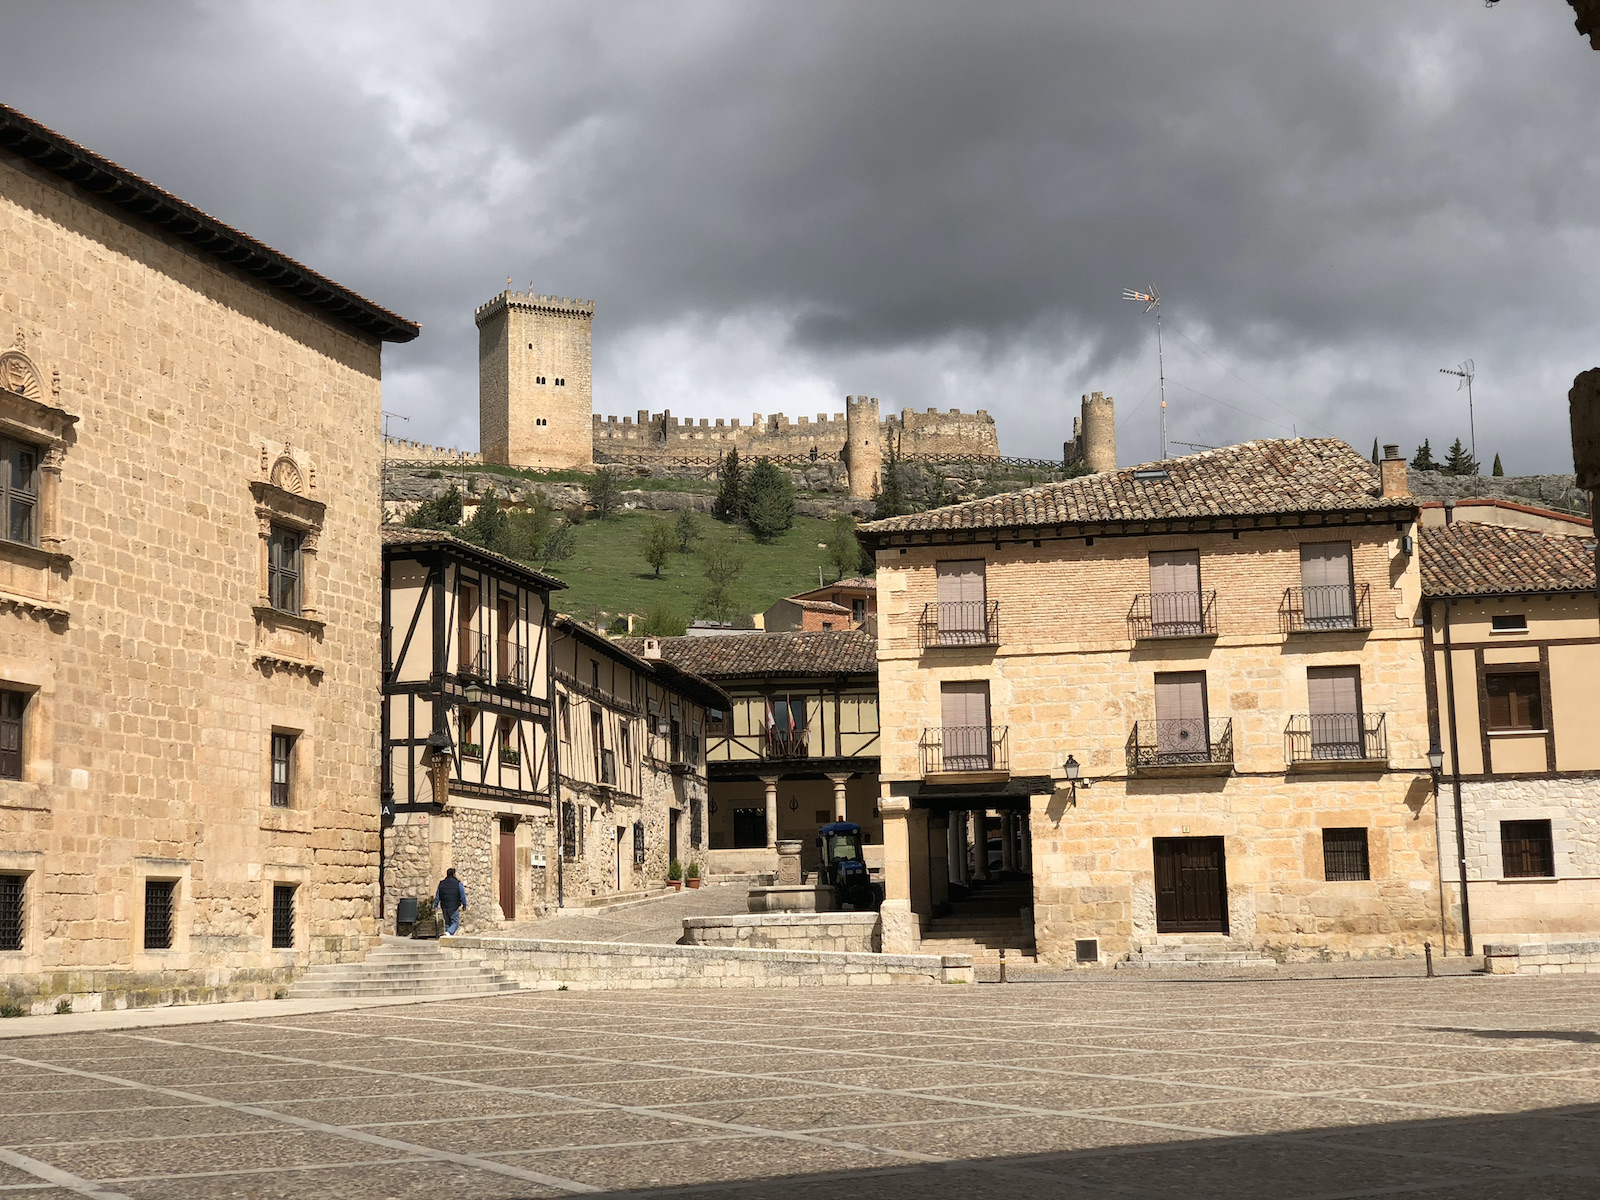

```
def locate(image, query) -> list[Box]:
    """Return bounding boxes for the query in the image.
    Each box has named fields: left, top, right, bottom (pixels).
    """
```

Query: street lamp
left=1427, top=739, right=1444, bottom=789
left=461, top=683, right=488, bottom=708
left=1063, top=754, right=1089, bottom=805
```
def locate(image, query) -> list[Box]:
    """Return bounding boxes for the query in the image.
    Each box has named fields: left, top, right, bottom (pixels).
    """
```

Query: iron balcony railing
left=764, top=727, right=810, bottom=759
left=1128, top=590, right=1218, bottom=640
left=1125, top=718, right=1234, bottom=769
left=1280, top=583, right=1372, bottom=634
left=457, top=629, right=492, bottom=679
left=919, top=725, right=1009, bottom=776
left=496, top=644, right=530, bottom=691
left=1285, top=712, right=1388, bottom=764
left=918, top=601, right=1000, bottom=649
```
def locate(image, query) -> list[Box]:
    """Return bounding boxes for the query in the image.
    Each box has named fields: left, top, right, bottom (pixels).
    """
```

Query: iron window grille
left=1127, top=590, right=1218, bottom=640
left=1285, top=712, right=1388, bottom=763
left=144, top=879, right=176, bottom=951
left=270, top=732, right=294, bottom=808
left=1280, top=583, right=1372, bottom=633
left=918, top=600, right=1000, bottom=649
left=497, top=644, right=529, bottom=690
left=690, top=798, right=703, bottom=848
left=0, top=689, right=23, bottom=780
left=0, top=437, right=38, bottom=548
left=267, top=525, right=301, bottom=615
left=1322, top=828, right=1371, bottom=881
left=1501, top=819, right=1555, bottom=878
left=271, top=883, right=296, bottom=949
left=561, top=803, right=580, bottom=861
left=1125, top=718, right=1234, bottom=769
left=632, top=821, right=645, bottom=865
left=0, top=874, right=22, bottom=952
left=919, top=725, right=1009, bottom=776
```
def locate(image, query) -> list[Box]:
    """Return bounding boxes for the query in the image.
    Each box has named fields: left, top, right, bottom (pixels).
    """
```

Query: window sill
left=251, top=606, right=325, bottom=636
left=1487, top=729, right=1548, bottom=738
left=260, top=808, right=314, bottom=834
left=1492, top=875, right=1561, bottom=884
left=253, top=606, right=324, bottom=680
left=1488, top=630, right=1529, bottom=635
left=0, top=782, right=50, bottom=811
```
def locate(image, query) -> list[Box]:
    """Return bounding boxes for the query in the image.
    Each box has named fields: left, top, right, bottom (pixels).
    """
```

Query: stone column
left=929, top=813, right=950, bottom=910
left=946, top=812, right=963, bottom=887
left=1001, top=812, right=1017, bottom=873
left=970, top=810, right=989, bottom=881
left=826, top=773, right=851, bottom=823
left=298, top=527, right=321, bottom=621
left=878, top=796, right=919, bottom=953
left=761, top=775, right=780, bottom=849
left=1019, top=805, right=1033, bottom=873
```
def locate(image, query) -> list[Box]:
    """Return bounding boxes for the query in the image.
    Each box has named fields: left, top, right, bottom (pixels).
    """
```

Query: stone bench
left=682, top=912, right=878, bottom=953
left=1483, top=940, right=1600, bottom=975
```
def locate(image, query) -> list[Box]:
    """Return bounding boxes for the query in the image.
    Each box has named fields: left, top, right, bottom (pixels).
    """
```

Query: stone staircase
left=288, top=936, right=522, bottom=999
left=921, top=877, right=1037, bottom=964
left=1115, top=941, right=1278, bottom=970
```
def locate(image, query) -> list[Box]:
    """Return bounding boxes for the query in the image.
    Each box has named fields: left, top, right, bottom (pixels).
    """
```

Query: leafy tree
left=539, top=521, right=577, bottom=568
left=606, top=615, right=630, bottom=634
left=828, top=511, right=867, bottom=580
left=674, top=508, right=699, bottom=553
left=1442, top=438, right=1479, bottom=478
left=586, top=468, right=622, bottom=520
left=873, top=434, right=907, bottom=520
left=1492, top=453, right=1504, bottom=477
left=714, top=448, right=745, bottom=522
left=743, top=457, right=796, bottom=540
left=460, top=488, right=509, bottom=549
left=642, top=518, right=675, bottom=578
left=641, top=605, right=689, bottom=637
left=699, top=534, right=747, bottom=623
left=1411, top=440, right=1439, bottom=472
left=404, top=486, right=464, bottom=530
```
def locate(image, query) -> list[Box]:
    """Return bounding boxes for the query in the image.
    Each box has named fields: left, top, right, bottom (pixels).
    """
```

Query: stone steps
left=1116, top=943, right=1278, bottom=970
left=288, top=937, right=523, bottom=999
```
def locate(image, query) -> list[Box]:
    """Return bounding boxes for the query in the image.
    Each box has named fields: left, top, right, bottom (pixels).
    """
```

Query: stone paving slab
left=0, top=975, right=1597, bottom=1198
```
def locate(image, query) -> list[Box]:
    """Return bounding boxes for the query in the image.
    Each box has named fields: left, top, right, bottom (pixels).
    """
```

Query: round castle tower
left=1065, top=391, right=1117, bottom=473
left=844, top=395, right=882, bottom=498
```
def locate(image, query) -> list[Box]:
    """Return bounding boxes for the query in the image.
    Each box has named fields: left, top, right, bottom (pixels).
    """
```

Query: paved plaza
left=2, top=975, right=1599, bottom=1199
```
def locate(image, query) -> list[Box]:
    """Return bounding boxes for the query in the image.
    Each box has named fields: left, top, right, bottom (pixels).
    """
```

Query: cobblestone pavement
left=3, top=974, right=1599, bottom=1199
left=503, top=883, right=751, bottom=946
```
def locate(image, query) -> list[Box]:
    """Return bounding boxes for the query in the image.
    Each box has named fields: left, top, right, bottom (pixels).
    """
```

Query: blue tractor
left=816, top=821, right=883, bottom=911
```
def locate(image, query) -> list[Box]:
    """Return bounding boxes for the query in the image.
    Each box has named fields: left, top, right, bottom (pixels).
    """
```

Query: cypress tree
left=715, top=448, right=745, bottom=521
left=1370, top=439, right=1379, bottom=465
left=1492, top=453, right=1504, bottom=477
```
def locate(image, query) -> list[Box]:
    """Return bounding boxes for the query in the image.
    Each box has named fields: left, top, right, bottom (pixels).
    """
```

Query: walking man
left=435, top=867, right=467, bottom=936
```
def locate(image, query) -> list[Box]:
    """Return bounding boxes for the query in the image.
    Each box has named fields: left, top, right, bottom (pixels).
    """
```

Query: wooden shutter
left=1149, top=550, right=1199, bottom=595
left=1154, top=672, right=1208, bottom=760
left=940, top=681, right=991, bottom=770
left=1300, top=542, right=1354, bottom=626
left=1307, top=666, right=1361, bottom=716
left=936, top=560, right=986, bottom=638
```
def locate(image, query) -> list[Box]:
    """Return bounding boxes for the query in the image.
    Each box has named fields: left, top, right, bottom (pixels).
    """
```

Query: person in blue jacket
left=435, top=868, right=467, bottom=936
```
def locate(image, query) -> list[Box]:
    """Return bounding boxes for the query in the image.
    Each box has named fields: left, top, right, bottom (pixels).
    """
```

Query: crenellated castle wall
left=591, top=406, right=999, bottom=462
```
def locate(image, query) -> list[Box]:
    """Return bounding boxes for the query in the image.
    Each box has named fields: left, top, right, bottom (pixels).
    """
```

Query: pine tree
left=743, top=457, right=797, bottom=540
left=460, top=488, right=508, bottom=548
left=1370, top=439, right=1380, bottom=465
left=585, top=468, right=622, bottom=520
left=874, top=434, right=906, bottom=520
left=404, top=486, right=465, bottom=530
left=1411, top=440, right=1439, bottom=472
left=714, top=448, right=745, bottom=522
left=1492, top=453, right=1504, bottom=477
left=1442, top=438, right=1479, bottom=478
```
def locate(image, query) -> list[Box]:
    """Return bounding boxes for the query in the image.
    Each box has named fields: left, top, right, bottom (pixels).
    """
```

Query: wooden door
left=935, top=559, right=987, bottom=642
left=1153, top=837, right=1227, bottom=933
left=940, top=681, right=991, bottom=770
left=1299, top=542, right=1354, bottom=627
left=498, top=819, right=516, bottom=919
left=1307, top=666, right=1363, bottom=758
left=458, top=581, right=480, bottom=673
left=1154, top=672, right=1209, bottom=763
left=496, top=594, right=515, bottom=682
left=1148, top=550, right=1201, bottom=634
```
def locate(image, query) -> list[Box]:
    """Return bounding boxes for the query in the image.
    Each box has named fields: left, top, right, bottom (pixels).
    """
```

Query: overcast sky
left=6, top=2, right=1598, bottom=471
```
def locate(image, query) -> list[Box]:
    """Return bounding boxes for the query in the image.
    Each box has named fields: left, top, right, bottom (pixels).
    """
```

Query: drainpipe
left=1439, top=500, right=1473, bottom=956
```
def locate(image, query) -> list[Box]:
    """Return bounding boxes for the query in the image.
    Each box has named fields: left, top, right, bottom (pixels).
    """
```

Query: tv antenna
left=383, top=411, right=410, bottom=441
left=1122, top=286, right=1166, bottom=459
left=1438, top=359, right=1476, bottom=466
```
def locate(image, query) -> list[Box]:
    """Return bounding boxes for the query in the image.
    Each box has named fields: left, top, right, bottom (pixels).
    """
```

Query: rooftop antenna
left=1122, top=286, right=1166, bottom=459
left=1438, top=359, right=1476, bottom=467
left=382, top=411, right=409, bottom=441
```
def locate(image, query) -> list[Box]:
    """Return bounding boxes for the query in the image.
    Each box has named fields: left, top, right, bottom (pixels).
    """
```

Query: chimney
left=642, top=636, right=662, bottom=660
left=1380, top=443, right=1408, bottom=499
left=1443, top=497, right=1456, bottom=525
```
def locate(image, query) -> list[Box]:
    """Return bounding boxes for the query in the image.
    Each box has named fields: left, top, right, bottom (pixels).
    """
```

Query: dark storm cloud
left=4, top=1, right=1597, bottom=469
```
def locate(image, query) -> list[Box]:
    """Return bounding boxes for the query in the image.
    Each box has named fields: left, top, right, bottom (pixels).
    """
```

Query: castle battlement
left=474, top=289, right=595, bottom=326
left=383, top=437, right=483, bottom=464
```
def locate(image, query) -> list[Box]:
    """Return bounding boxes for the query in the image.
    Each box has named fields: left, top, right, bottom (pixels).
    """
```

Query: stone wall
left=681, top=912, right=880, bottom=953
left=383, top=438, right=482, bottom=466
left=1484, top=940, right=1600, bottom=974
left=593, top=406, right=1000, bottom=463
left=442, top=934, right=973, bottom=988
left=1406, top=469, right=1588, bottom=517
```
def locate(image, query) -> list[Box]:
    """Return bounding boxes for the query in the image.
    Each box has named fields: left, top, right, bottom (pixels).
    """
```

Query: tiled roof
left=380, top=526, right=568, bottom=591
left=787, top=599, right=852, bottom=615
left=616, top=630, right=877, bottom=680
left=1420, top=523, right=1597, bottom=597
left=858, top=438, right=1411, bottom=538
left=554, top=616, right=728, bottom=709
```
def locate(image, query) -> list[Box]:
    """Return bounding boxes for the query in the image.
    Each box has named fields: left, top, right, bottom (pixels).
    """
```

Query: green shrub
left=743, top=458, right=796, bottom=540
left=667, top=858, right=683, bottom=881
left=643, top=519, right=675, bottom=578
left=55, top=998, right=72, bottom=1015
left=686, top=861, right=701, bottom=879
left=586, top=468, right=623, bottom=520
left=0, top=1001, right=25, bottom=1018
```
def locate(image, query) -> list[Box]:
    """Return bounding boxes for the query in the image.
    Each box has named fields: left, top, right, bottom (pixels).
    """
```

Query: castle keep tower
left=476, top=289, right=594, bottom=469
left=844, top=395, right=882, bottom=498
left=1066, top=391, right=1116, bottom=473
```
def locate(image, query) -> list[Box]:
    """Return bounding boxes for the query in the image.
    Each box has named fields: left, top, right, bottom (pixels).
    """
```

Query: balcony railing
left=1125, top=718, right=1234, bottom=770
left=1280, top=583, right=1371, bottom=634
left=1128, top=590, right=1218, bottom=640
left=918, top=601, right=1000, bottom=649
left=1285, top=712, right=1388, bottom=764
left=457, top=630, right=492, bottom=679
left=496, top=644, right=530, bottom=691
left=919, top=725, right=1009, bottom=777
left=764, top=727, right=810, bottom=759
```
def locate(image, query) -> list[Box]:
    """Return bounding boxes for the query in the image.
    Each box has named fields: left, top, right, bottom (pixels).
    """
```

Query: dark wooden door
left=732, top=807, right=764, bottom=849
left=1153, top=837, right=1227, bottom=933
left=498, top=820, right=516, bottom=919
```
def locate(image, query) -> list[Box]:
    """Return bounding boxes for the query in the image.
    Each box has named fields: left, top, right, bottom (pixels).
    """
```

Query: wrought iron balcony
left=918, top=601, right=1000, bottom=649
left=1280, top=583, right=1371, bottom=634
left=1125, top=718, right=1234, bottom=771
left=457, top=630, right=492, bottom=679
left=764, top=727, right=810, bottom=759
left=1285, top=712, right=1388, bottom=765
left=1128, top=590, right=1218, bottom=640
left=919, top=725, right=1009, bottom=778
left=496, top=645, right=531, bottom=691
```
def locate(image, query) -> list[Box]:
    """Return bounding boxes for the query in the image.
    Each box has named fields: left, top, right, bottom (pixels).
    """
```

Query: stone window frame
left=250, top=466, right=326, bottom=675
left=0, top=350, right=76, bottom=619
left=1482, top=808, right=1576, bottom=881
left=132, top=859, right=192, bottom=971
left=0, top=850, right=43, bottom=972
left=263, top=864, right=311, bottom=957
left=0, top=659, right=54, bottom=809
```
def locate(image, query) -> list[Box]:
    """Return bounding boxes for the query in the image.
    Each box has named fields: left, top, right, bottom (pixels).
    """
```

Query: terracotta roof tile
left=858, top=438, right=1412, bottom=538
left=615, top=630, right=876, bottom=680
left=1420, top=523, right=1597, bottom=597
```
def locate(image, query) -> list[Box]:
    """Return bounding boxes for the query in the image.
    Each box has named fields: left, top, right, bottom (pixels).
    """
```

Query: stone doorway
left=1153, top=836, right=1227, bottom=933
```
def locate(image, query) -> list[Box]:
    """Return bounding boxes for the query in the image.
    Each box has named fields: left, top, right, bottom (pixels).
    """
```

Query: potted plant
left=685, top=861, right=702, bottom=889
left=667, top=858, right=683, bottom=890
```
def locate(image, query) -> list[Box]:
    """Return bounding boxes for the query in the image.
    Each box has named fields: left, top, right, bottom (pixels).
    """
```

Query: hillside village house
left=623, top=631, right=882, bottom=876
left=763, top=577, right=877, bottom=632
left=859, top=440, right=1442, bottom=966
left=379, top=529, right=562, bottom=926
left=553, top=619, right=725, bottom=898
left=0, top=104, right=417, bottom=1011
left=1421, top=511, right=1600, bottom=953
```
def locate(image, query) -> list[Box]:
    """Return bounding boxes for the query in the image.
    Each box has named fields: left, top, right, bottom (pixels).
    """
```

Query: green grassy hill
left=547, top=511, right=855, bottom=626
